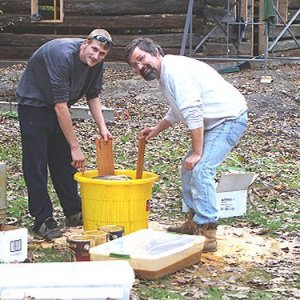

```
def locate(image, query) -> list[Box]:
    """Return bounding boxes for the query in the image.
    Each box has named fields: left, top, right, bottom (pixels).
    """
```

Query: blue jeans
left=181, top=111, right=247, bottom=225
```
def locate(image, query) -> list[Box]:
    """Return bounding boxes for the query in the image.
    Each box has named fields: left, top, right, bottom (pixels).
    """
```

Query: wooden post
left=277, top=0, right=289, bottom=23
left=258, top=0, right=265, bottom=55
left=251, top=0, right=255, bottom=56
left=53, top=0, right=57, bottom=20
left=240, top=0, right=248, bottom=20
left=31, top=0, right=38, bottom=15
left=60, top=0, right=64, bottom=22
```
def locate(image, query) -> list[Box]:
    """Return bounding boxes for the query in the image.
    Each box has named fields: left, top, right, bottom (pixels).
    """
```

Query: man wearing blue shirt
left=16, top=29, right=113, bottom=239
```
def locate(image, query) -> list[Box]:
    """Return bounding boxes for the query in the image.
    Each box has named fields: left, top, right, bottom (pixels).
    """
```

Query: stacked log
left=0, top=0, right=298, bottom=61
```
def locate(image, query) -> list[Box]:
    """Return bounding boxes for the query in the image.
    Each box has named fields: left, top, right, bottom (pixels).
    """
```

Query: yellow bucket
left=74, top=169, right=158, bottom=234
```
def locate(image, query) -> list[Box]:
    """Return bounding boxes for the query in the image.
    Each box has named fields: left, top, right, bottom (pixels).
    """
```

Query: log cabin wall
left=0, top=0, right=299, bottom=61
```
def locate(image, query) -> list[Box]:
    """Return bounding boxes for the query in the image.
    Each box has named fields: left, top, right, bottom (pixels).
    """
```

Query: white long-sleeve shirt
left=159, top=55, right=247, bottom=130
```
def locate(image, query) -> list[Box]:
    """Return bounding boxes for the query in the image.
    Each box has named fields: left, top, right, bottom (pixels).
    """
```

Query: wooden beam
left=0, top=101, right=115, bottom=121
left=31, top=0, right=38, bottom=15
left=53, top=0, right=57, bottom=21
left=241, top=0, right=248, bottom=21
left=277, top=0, right=289, bottom=23
left=0, top=14, right=188, bottom=30
left=63, top=0, right=191, bottom=15
left=0, top=0, right=223, bottom=16
left=0, top=32, right=194, bottom=48
left=289, top=0, right=299, bottom=9
left=258, top=0, right=265, bottom=55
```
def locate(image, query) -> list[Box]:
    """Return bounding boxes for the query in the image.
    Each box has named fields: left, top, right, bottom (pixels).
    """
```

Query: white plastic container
left=90, top=229, right=205, bottom=280
left=0, top=261, right=135, bottom=300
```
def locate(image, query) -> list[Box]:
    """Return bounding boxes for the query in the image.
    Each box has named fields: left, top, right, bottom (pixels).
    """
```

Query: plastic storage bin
left=89, top=229, right=205, bottom=280
left=0, top=261, right=134, bottom=300
left=74, top=169, right=158, bottom=234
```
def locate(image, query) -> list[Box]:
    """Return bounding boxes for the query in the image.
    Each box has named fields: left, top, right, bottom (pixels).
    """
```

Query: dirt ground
left=0, top=60, right=299, bottom=299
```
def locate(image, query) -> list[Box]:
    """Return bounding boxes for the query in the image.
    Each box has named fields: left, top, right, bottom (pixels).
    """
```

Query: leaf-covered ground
left=0, top=61, right=299, bottom=299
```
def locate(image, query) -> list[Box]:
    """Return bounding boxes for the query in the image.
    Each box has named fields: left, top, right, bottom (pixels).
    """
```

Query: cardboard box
left=0, top=225, right=28, bottom=263
left=0, top=261, right=134, bottom=300
left=216, top=172, right=257, bottom=218
left=182, top=172, right=257, bottom=218
left=90, top=228, right=205, bottom=280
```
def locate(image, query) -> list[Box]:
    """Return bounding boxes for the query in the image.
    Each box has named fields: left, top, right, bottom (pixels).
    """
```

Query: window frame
left=31, top=0, right=64, bottom=23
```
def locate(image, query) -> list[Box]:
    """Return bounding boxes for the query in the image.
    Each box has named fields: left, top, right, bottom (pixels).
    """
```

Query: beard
left=141, top=66, right=158, bottom=81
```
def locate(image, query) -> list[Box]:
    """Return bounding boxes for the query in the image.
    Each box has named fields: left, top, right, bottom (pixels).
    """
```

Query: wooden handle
left=95, top=137, right=115, bottom=176
left=136, top=136, right=146, bottom=179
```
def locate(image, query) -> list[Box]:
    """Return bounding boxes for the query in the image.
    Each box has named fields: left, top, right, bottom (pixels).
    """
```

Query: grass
left=0, top=102, right=299, bottom=299
left=28, top=247, right=72, bottom=263
left=137, top=286, right=186, bottom=300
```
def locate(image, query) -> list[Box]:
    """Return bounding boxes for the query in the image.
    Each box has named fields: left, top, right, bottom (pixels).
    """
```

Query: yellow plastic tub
left=74, top=169, right=158, bottom=234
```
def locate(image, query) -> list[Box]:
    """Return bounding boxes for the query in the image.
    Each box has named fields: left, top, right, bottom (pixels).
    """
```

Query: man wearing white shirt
left=124, top=38, right=247, bottom=252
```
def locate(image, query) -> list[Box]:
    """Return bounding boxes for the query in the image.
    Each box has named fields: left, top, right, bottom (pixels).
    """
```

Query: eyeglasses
left=131, top=54, right=146, bottom=69
left=89, top=35, right=113, bottom=48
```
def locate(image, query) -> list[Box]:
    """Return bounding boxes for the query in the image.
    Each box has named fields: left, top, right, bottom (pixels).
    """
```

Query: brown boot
left=194, top=223, right=218, bottom=253
left=167, top=211, right=198, bottom=234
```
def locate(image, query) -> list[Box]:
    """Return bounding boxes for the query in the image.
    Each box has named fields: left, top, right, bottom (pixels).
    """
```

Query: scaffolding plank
left=0, top=102, right=115, bottom=121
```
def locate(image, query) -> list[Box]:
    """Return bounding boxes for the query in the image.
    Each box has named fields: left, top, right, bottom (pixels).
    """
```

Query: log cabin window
left=31, top=0, right=64, bottom=23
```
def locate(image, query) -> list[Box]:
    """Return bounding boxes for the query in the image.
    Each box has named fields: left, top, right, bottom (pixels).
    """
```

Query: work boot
left=194, top=223, right=218, bottom=253
left=167, top=211, right=198, bottom=235
left=65, top=212, right=83, bottom=227
left=34, top=217, right=62, bottom=240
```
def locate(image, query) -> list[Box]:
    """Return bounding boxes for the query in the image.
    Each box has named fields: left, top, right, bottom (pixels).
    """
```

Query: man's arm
left=184, top=127, right=204, bottom=170
left=141, top=119, right=172, bottom=141
left=87, top=97, right=112, bottom=141
left=54, top=102, right=85, bottom=170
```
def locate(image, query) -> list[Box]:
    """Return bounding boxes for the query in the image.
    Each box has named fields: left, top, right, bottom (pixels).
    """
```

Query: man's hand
left=70, top=147, right=85, bottom=171
left=54, top=102, right=85, bottom=171
left=140, top=119, right=172, bottom=142
left=100, top=127, right=113, bottom=143
left=183, top=152, right=201, bottom=170
left=141, top=127, right=158, bottom=141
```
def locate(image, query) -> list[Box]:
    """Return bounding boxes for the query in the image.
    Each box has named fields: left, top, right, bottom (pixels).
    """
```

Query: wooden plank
left=205, top=42, right=252, bottom=56
left=241, top=0, right=248, bottom=21
left=205, top=0, right=227, bottom=7
left=277, top=0, right=289, bottom=23
left=0, top=0, right=228, bottom=14
left=0, top=32, right=194, bottom=48
left=0, top=0, right=224, bottom=15
left=269, top=38, right=300, bottom=52
left=198, top=24, right=253, bottom=41
left=31, top=0, right=38, bottom=16
left=250, top=0, right=254, bottom=56
left=258, top=0, right=265, bottom=55
left=0, top=14, right=189, bottom=30
left=63, top=0, right=191, bottom=15
left=0, top=0, right=31, bottom=14
left=95, top=137, right=115, bottom=176
left=0, top=101, right=115, bottom=121
left=53, top=0, right=57, bottom=21
left=271, top=25, right=300, bottom=38
left=0, top=44, right=190, bottom=61
left=271, top=48, right=300, bottom=56
left=289, top=0, right=300, bottom=9
left=136, top=136, right=146, bottom=179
